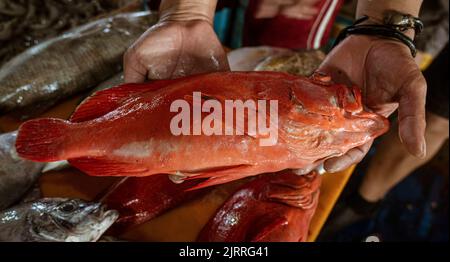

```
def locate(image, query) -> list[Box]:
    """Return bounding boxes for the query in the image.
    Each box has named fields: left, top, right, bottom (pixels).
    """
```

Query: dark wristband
left=333, top=16, right=418, bottom=57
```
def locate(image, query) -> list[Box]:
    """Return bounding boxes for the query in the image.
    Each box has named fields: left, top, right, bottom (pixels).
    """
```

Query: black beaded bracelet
left=333, top=16, right=418, bottom=57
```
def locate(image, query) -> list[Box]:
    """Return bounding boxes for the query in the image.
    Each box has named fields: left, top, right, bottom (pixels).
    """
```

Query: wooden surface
left=0, top=95, right=354, bottom=241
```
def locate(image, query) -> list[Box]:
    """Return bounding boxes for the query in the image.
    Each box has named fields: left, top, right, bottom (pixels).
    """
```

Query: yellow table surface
left=0, top=95, right=354, bottom=242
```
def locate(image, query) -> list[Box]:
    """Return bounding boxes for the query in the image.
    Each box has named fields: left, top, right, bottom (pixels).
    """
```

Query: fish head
left=27, top=198, right=118, bottom=242
left=282, top=73, right=389, bottom=161
left=287, top=73, right=388, bottom=135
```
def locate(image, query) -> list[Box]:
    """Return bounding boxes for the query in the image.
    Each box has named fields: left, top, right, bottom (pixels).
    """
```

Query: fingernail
left=418, top=139, right=427, bottom=158
left=325, top=162, right=342, bottom=173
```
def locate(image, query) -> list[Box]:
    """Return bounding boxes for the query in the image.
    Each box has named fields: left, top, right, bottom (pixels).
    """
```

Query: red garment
left=243, top=0, right=344, bottom=49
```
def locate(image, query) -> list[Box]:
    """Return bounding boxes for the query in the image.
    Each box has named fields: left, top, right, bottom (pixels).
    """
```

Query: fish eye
left=59, top=202, right=76, bottom=213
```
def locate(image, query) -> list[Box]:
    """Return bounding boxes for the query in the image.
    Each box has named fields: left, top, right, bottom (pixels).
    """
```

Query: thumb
left=123, top=49, right=147, bottom=83
left=316, top=46, right=355, bottom=86
left=397, top=69, right=427, bottom=158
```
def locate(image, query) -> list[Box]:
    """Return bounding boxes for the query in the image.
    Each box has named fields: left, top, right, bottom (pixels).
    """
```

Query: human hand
left=317, top=35, right=427, bottom=172
left=255, top=0, right=320, bottom=20
left=124, top=19, right=229, bottom=82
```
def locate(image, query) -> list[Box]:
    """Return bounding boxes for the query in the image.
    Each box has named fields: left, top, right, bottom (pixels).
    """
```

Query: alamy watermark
left=170, top=92, right=279, bottom=146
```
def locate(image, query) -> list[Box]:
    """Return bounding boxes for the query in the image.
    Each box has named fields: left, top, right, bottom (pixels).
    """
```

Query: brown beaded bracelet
left=333, top=16, right=421, bottom=57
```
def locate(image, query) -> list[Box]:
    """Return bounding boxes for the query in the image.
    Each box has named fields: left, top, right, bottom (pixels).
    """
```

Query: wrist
left=159, top=0, right=217, bottom=24
left=358, top=17, right=416, bottom=39
left=345, top=34, right=412, bottom=56
left=333, top=14, right=420, bottom=56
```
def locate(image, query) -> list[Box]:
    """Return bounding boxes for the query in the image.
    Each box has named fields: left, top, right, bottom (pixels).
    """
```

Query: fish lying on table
left=197, top=170, right=321, bottom=242
left=0, top=198, right=118, bottom=242
left=227, top=46, right=325, bottom=77
left=15, top=71, right=389, bottom=190
left=0, top=131, right=44, bottom=210
left=255, top=50, right=326, bottom=77
left=91, top=72, right=125, bottom=93
left=227, top=46, right=294, bottom=71
left=0, top=0, right=140, bottom=67
left=0, top=11, right=157, bottom=118
left=102, top=175, right=209, bottom=233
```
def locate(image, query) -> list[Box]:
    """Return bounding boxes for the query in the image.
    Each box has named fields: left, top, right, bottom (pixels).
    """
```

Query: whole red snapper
left=16, top=71, right=388, bottom=189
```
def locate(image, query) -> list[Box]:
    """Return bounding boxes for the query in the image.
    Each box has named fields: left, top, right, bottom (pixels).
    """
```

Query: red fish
left=197, top=170, right=321, bottom=242
left=16, top=72, right=388, bottom=189
left=101, top=175, right=208, bottom=233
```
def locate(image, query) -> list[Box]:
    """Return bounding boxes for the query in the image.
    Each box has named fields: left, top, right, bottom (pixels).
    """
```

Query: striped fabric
left=243, top=0, right=344, bottom=49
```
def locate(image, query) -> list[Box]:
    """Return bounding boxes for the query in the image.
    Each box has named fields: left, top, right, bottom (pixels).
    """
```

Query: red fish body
left=102, top=175, right=208, bottom=233
left=197, top=170, right=321, bottom=242
left=16, top=72, right=388, bottom=189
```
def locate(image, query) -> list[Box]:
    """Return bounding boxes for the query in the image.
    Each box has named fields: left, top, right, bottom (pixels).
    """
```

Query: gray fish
left=91, top=72, right=124, bottom=94
left=19, top=182, right=42, bottom=204
left=0, top=0, right=135, bottom=67
left=0, top=131, right=44, bottom=210
left=0, top=11, right=157, bottom=118
left=0, top=198, right=118, bottom=242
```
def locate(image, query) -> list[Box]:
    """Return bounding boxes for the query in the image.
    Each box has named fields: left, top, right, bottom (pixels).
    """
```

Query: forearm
left=357, top=0, right=423, bottom=19
left=159, top=0, right=218, bottom=23
left=356, top=0, right=423, bottom=38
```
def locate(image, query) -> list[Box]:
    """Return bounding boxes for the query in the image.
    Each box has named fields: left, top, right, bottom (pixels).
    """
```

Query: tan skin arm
left=319, top=0, right=426, bottom=172
left=357, top=0, right=422, bottom=18
left=159, top=0, right=217, bottom=23
left=357, top=0, right=422, bottom=38
left=123, top=0, right=228, bottom=83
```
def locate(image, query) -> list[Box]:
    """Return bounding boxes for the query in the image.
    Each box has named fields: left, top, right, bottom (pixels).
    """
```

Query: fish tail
left=16, top=118, right=71, bottom=162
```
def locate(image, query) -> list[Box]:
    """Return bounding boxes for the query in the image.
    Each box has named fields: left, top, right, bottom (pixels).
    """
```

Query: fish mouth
left=91, top=204, right=119, bottom=222
left=86, top=205, right=119, bottom=242
left=64, top=204, right=119, bottom=242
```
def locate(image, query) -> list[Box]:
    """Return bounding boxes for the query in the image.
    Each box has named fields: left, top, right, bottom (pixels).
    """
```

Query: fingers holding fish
left=323, top=140, right=374, bottom=173
left=123, top=19, right=229, bottom=82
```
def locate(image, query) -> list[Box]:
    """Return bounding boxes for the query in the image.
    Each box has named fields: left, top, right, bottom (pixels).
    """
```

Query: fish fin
left=16, top=118, right=71, bottom=162
left=186, top=165, right=255, bottom=190
left=248, top=215, right=288, bottom=242
left=68, top=157, right=149, bottom=177
left=70, top=80, right=176, bottom=123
